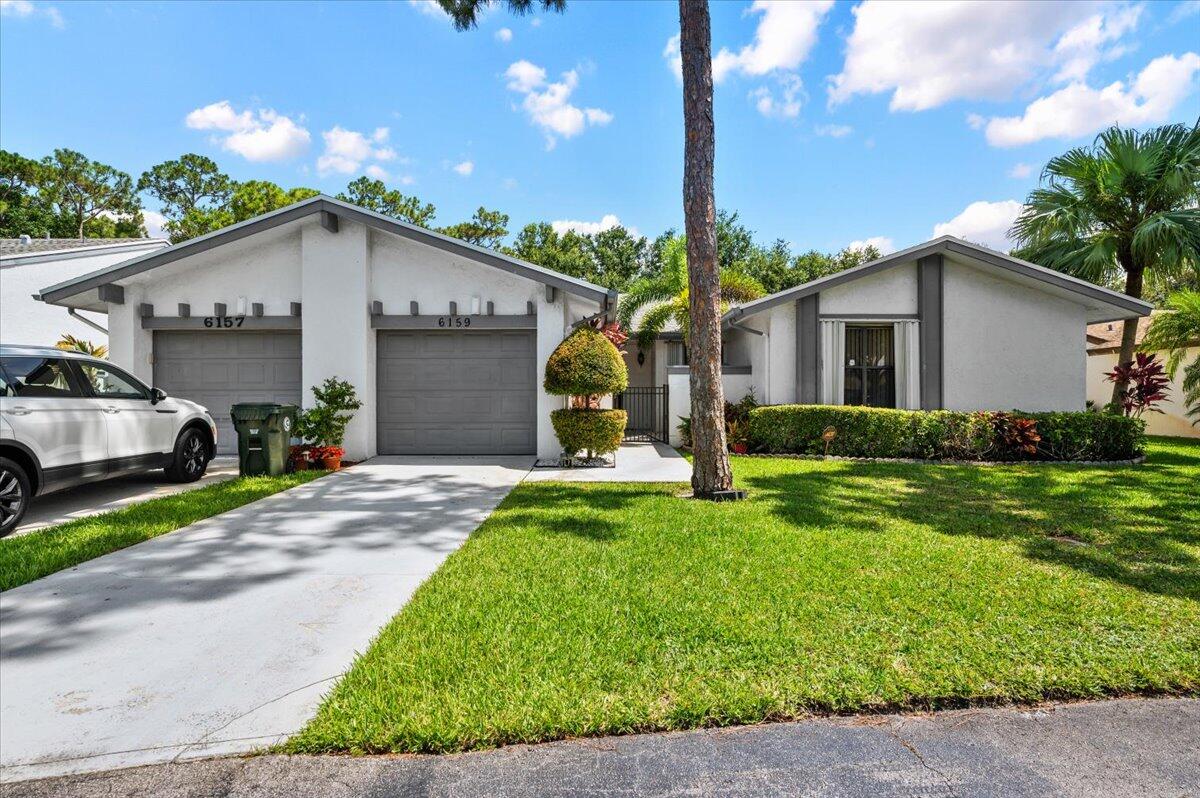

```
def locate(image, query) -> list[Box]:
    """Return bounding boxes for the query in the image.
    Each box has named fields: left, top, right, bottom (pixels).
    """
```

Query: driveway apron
left=0, top=456, right=532, bottom=783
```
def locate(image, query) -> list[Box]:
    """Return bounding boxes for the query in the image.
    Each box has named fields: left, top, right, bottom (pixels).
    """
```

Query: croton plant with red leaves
left=1106, top=352, right=1170, bottom=417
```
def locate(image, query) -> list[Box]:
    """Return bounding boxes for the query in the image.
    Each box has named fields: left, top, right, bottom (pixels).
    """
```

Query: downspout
left=68, top=307, right=108, bottom=335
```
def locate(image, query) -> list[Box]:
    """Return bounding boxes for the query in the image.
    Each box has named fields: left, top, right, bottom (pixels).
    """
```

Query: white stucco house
left=34, top=197, right=1152, bottom=459
left=35, top=196, right=615, bottom=458
left=1, top=237, right=169, bottom=347
left=618, top=237, right=1152, bottom=446
left=1086, top=315, right=1198, bottom=438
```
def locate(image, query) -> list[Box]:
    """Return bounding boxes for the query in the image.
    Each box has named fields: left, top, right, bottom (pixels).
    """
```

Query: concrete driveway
left=13, top=457, right=239, bottom=537
left=0, top=456, right=533, bottom=783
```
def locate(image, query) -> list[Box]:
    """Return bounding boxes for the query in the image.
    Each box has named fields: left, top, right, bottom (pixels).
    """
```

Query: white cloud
left=365, top=164, right=389, bottom=180
left=1169, top=0, right=1200, bottom=23
left=933, top=200, right=1024, bottom=251
left=398, top=175, right=416, bottom=186
left=186, top=101, right=310, bottom=162
left=495, top=27, right=513, bottom=42
left=1052, top=5, right=1142, bottom=83
left=1009, top=162, right=1033, bottom=178
left=1, top=0, right=62, bottom=27
left=663, top=34, right=682, bottom=81
left=814, top=123, right=853, bottom=138
left=530, top=16, right=542, bottom=27
left=983, top=52, right=1200, bottom=147
left=453, top=160, right=474, bottom=176
left=750, top=74, right=805, bottom=118
left=846, top=236, right=894, bottom=254
left=829, top=1, right=1140, bottom=111
left=711, top=0, right=834, bottom=83
left=408, top=0, right=447, bottom=19
left=317, top=125, right=399, bottom=175
left=504, top=61, right=612, bottom=148
left=505, top=60, right=547, bottom=92
left=551, top=214, right=623, bottom=236
left=141, top=209, right=168, bottom=240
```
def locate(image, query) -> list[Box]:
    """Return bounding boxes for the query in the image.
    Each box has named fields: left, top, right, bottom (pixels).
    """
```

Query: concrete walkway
left=525, top=441, right=691, bottom=482
left=13, top=457, right=239, bottom=537
left=7, top=698, right=1196, bottom=797
left=0, top=456, right=533, bottom=783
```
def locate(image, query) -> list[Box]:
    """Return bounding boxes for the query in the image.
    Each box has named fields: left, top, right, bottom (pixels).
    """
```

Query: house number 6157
left=203, top=315, right=246, bottom=328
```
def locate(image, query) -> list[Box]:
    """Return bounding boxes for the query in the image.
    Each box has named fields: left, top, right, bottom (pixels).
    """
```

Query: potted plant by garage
left=296, top=377, right=362, bottom=471
left=544, top=327, right=629, bottom=462
left=289, top=444, right=312, bottom=471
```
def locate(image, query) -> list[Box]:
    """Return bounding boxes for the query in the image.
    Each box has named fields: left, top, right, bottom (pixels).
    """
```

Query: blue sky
left=2, top=0, right=1198, bottom=253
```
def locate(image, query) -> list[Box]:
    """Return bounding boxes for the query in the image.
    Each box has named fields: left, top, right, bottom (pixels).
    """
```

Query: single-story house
left=1086, top=315, right=1198, bottom=438
left=618, top=237, right=1151, bottom=446
left=35, top=195, right=614, bottom=458
left=1, top=236, right=169, bottom=347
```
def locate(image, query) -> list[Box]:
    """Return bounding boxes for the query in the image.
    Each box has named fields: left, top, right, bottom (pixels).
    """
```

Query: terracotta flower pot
left=321, top=456, right=342, bottom=471
left=293, top=458, right=309, bottom=471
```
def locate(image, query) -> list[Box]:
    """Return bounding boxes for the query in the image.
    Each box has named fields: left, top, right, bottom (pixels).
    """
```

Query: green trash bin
left=230, top=403, right=299, bottom=476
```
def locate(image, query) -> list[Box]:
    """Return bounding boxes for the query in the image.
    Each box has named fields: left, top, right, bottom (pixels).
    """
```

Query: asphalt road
left=7, top=697, right=1196, bottom=797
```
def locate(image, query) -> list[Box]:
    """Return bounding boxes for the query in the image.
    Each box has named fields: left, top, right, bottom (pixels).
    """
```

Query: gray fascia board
left=723, top=235, right=1153, bottom=323
left=39, top=195, right=613, bottom=306
left=38, top=199, right=324, bottom=304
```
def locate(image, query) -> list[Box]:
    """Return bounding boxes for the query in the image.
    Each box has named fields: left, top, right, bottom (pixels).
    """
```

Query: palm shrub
left=1010, top=122, right=1200, bottom=405
left=1142, top=289, right=1200, bottom=424
left=544, top=328, right=628, bottom=457
left=617, top=234, right=764, bottom=352
left=55, top=334, right=107, bottom=358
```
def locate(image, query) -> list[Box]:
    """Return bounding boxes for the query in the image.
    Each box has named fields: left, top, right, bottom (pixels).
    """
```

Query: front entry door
left=843, top=326, right=896, bottom=408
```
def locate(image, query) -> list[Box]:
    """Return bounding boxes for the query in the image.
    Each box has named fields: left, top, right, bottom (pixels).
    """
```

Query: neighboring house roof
left=1, top=237, right=168, bottom=266
left=723, top=235, right=1152, bottom=325
left=1086, top=315, right=1156, bottom=353
left=36, top=196, right=615, bottom=307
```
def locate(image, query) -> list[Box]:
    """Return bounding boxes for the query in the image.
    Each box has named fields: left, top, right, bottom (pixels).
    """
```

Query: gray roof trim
left=2, top=238, right=168, bottom=267
left=37, top=195, right=615, bottom=306
left=724, top=235, right=1152, bottom=323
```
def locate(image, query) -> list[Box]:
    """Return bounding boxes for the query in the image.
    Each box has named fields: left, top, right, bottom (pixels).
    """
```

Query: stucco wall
left=100, top=219, right=596, bottom=460
left=739, top=301, right=794, bottom=405
left=942, top=258, right=1086, bottom=411
left=818, top=262, right=917, bottom=315
left=1087, top=348, right=1199, bottom=437
left=2, top=244, right=164, bottom=347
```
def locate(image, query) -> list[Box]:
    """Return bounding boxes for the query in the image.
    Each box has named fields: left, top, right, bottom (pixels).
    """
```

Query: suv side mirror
left=150, top=387, right=167, bottom=404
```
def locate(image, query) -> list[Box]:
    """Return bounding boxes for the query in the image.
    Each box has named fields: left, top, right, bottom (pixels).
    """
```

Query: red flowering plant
left=1106, top=352, right=1170, bottom=417
left=989, top=412, right=1041, bottom=458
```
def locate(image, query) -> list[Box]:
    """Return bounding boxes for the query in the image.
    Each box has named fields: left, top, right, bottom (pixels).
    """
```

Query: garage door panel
left=377, top=330, right=535, bottom=455
left=155, top=331, right=302, bottom=455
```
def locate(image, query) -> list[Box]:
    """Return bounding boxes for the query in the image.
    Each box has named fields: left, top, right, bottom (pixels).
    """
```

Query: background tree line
left=1, top=148, right=880, bottom=295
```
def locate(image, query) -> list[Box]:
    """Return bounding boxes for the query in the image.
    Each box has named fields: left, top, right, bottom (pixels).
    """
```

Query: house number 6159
left=437, top=315, right=471, bottom=328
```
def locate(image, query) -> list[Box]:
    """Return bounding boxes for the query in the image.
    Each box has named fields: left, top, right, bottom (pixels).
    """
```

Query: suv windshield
left=0, top=356, right=83, bottom=398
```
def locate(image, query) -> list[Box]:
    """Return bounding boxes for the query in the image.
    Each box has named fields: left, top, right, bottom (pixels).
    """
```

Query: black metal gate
left=614, top=385, right=669, bottom=443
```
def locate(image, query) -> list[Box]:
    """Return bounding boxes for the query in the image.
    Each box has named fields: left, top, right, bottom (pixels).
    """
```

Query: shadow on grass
left=476, top=483, right=654, bottom=542
left=741, top=439, right=1200, bottom=602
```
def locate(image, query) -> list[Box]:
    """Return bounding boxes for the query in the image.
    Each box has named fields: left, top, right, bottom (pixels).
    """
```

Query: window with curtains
left=843, top=326, right=895, bottom=407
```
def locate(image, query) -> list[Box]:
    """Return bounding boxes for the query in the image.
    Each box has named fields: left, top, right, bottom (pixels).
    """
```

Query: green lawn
left=0, top=470, right=326, bottom=591
left=290, top=437, right=1200, bottom=755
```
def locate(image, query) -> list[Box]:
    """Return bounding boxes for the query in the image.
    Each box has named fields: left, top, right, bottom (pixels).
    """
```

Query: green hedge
left=543, top=328, right=628, bottom=397
left=551, top=409, right=627, bottom=456
left=748, top=405, right=1145, bottom=461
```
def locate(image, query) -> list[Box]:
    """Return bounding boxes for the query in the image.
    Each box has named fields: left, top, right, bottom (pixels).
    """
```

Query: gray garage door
left=377, top=330, right=536, bottom=455
left=154, top=331, right=302, bottom=454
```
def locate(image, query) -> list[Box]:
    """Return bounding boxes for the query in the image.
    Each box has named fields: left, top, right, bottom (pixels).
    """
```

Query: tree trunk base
left=678, top=488, right=748, bottom=502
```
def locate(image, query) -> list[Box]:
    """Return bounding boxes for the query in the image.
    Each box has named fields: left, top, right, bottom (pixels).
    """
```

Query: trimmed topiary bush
left=551, top=409, right=627, bottom=457
left=747, top=405, right=1144, bottom=461
left=543, top=328, right=628, bottom=400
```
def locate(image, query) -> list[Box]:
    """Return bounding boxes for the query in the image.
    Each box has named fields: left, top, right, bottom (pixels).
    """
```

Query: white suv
left=0, top=345, right=219, bottom=535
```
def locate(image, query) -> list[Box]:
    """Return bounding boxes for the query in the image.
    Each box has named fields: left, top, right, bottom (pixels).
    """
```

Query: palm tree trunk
left=1109, top=261, right=1144, bottom=407
left=679, top=0, right=732, bottom=497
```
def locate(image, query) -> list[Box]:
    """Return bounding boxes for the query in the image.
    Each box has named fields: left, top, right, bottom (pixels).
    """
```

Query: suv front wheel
left=0, top=457, right=31, bottom=536
left=165, top=428, right=210, bottom=483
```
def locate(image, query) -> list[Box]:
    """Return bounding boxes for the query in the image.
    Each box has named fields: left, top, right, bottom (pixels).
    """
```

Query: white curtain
left=820, top=319, right=845, bottom=405
left=893, top=320, right=921, bottom=409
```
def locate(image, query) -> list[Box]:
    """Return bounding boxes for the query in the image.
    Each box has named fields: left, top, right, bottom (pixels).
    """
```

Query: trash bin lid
left=231, top=402, right=285, bottom=422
